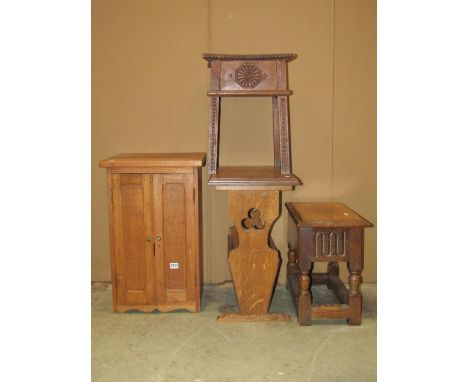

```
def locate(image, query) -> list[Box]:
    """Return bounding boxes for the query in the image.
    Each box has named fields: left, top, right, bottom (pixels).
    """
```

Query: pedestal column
left=217, top=190, right=290, bottom=322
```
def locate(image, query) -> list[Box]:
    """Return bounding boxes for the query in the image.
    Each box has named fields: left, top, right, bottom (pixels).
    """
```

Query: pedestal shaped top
left=208, top=166, right=301, bottom=190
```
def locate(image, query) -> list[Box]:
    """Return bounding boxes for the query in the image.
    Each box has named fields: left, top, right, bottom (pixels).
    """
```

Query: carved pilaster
left=278, top=96, right=291, bottom=174
left=207, top=97, right=220, bottom=175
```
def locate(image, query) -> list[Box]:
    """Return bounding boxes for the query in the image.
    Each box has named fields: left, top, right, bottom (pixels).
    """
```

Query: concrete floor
left=92, top=283, right=376, bottom=382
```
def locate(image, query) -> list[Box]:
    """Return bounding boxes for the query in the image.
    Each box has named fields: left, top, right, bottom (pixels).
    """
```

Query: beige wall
left=92, top=0, right=376, bottom=283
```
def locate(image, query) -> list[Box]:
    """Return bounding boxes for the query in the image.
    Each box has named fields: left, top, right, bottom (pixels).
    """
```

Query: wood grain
left=161, top=175, right=188, bottom=291
left=111, top=174, right=154, bottom=306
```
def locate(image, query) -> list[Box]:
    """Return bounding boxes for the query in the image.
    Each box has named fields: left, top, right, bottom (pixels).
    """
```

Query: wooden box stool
left=285, top=202, right=372, bottom=325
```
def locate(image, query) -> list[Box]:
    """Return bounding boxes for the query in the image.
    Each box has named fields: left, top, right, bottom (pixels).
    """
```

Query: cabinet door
left=153, top=173, right=196, bottom=305
left=111, top=174, right=155, bottom=307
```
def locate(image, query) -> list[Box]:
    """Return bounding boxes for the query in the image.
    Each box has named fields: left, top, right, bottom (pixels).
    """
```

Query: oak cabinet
left=99, top=153, right=206, bottom=313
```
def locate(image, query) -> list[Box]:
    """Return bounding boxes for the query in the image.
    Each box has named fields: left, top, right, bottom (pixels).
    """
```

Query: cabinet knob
left=146, top=236, right=152, bottom=241
left=156, top=236, right=162, bottom=241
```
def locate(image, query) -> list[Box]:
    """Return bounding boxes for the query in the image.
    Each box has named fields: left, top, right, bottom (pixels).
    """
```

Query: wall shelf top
left=202, top=53, right=297, bottom=65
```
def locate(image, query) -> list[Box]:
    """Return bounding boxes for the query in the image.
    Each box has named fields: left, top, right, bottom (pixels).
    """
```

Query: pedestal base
left=217, top=312, right=290, bottom=322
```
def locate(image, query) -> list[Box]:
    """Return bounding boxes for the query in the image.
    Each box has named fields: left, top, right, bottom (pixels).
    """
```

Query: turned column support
left=287, top=249, right=299, bottom=277
left=217, top=190, right=289, bottom=322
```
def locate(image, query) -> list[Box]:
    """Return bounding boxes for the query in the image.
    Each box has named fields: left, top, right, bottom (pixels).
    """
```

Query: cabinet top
left=99, top=153, right=206, bottom=168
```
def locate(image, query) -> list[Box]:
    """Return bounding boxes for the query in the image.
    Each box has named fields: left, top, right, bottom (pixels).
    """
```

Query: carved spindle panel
left=278, top=96, right=291, bottom=174
left=207, top=97, right=220, bottom=174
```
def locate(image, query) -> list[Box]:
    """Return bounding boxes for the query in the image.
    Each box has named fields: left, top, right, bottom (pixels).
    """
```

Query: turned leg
left=286, top=248, right=299, bottom=290
left=326, top=262, right=339, bottom=288
left=347, top=269, right=362, bottom=325
left=287, top=249, right=299, bottom=277
left=347, top=228, right=363, bottom=325
left=297, top=266, right=312, bottom=326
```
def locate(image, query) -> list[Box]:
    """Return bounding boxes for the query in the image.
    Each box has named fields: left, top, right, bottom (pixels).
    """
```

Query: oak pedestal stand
left=203, top=54, right=301, bottom=322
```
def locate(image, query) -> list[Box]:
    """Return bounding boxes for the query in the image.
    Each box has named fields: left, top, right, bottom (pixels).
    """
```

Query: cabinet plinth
left=100, top=153, right=206, bottom=313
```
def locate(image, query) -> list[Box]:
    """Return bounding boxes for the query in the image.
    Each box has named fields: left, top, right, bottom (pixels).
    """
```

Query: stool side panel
left=298, top=226, right=314, bottom=270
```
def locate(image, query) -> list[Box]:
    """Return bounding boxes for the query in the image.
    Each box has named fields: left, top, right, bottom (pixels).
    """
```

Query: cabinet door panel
left=153, top=173, right=195, bottom=303
left=112, top=174, right=154, bottom=306
left=162, top=180, right=187, bottom=289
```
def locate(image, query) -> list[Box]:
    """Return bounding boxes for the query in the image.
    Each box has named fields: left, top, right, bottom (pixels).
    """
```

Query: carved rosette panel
left=315, top=230, right=347, bottom=258
left=234, top=63, right=266, bottom=89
